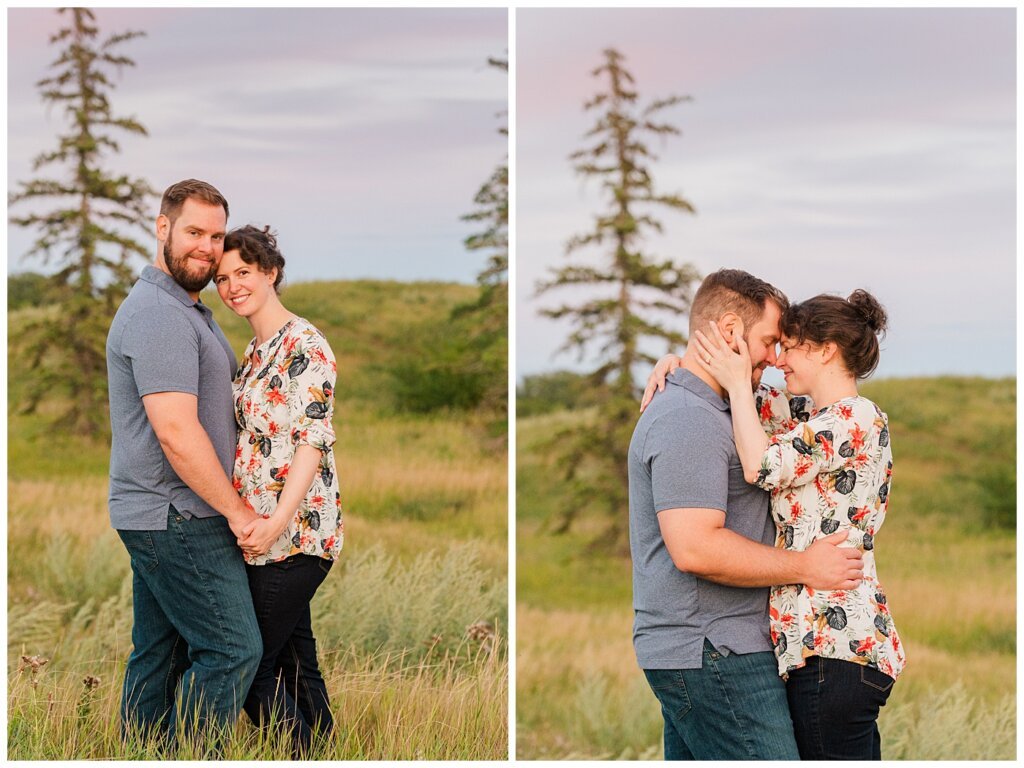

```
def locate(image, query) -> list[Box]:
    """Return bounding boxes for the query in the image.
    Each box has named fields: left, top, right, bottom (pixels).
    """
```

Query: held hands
left=228, top=499, right=259, bottom=541
left=237, top=513, right=289, bottom=557
left=802, top=530, right=865, bottom=591
left=691, top=320, right=752, bottom=394
left=640, top=354, right=684, bottom=412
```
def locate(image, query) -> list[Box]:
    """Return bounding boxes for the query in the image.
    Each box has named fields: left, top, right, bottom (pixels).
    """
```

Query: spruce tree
left=455, top=55, right=509, bottom=440
left=9, top=8, right=155, bottom=436
left=536, top=48, right=700, bottom=547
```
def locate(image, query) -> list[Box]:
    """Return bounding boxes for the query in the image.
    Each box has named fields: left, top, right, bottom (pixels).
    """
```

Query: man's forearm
left=682, top=526, right=805, bottom=587
left=157, top=423, right=249, bottom=524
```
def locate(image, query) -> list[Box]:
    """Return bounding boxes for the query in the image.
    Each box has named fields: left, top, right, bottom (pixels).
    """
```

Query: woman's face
left=214, top=248, right=277, bottom=317
left=776, top=334, right=820, bottom=395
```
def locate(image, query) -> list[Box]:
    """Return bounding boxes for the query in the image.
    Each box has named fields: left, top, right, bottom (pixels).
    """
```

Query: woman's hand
left=640, top=354, right=684, bottom=412
left=238, top=514, right=289, bottom=557
left=691, top=320, right=752, bottom=394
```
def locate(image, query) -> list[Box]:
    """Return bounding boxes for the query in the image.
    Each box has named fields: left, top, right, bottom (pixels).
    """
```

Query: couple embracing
left=106, top=179, right=341, bottom=756
left=629, top=269, right=905, bottom=760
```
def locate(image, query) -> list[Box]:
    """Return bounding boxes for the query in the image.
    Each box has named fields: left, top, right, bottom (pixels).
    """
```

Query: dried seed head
left=83, top=675, right=101, bottom=690
left=466, top=621, right=495, bottom=642
left=19, top=655, right=49, bottom=672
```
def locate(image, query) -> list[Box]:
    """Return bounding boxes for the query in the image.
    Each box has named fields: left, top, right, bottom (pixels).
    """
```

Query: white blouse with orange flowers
left=754, top=385, right=905, bottom=681
left=232, top=317, right=344, bottom=566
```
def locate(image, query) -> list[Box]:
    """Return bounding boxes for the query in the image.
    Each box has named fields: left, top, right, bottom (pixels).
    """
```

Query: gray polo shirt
left=106, top=266, right=238, bottom=530
left=628, top=369, right=775, bottom=669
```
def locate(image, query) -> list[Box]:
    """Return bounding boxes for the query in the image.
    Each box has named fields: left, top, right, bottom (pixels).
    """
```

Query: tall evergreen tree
left=455, top=55, right=509, bottom=439
left=9, top=8, right=155, bottom=436
left=536, top=48, right=701, bottom=547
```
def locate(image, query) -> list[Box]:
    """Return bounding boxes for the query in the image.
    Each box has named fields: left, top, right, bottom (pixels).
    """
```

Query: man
left=627, top=269, right=864, bottom=760
left=106, top=179, right=262, bottom=747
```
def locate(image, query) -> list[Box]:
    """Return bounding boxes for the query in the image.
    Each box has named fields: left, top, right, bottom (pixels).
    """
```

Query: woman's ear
left=820, top=341, right=839, bottom=365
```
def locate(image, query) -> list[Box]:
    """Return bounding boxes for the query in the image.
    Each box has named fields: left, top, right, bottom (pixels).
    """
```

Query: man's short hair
left=688, top=268, right=789, bottom=336
left=159, top=179, right=229, bottom=226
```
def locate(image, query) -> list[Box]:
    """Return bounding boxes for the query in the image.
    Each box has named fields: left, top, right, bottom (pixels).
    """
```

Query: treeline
left=8, top=271, right=62, bottom=309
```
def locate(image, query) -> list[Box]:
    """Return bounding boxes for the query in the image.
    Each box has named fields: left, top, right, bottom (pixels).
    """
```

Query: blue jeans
left=643, top=640, right=800, bottom=760
left=117, top=506, right=262, bottom=747
left=243, top=554, right=333, bottom=757
left=786, top=656, right=895, bottom=760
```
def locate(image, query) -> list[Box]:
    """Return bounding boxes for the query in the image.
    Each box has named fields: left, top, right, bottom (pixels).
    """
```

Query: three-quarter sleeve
left=755, top=408, right=849, bottom=491
left=286, top=330, right=337, bottom=453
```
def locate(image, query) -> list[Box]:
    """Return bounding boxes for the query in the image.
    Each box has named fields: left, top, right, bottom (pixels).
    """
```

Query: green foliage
left=535, top=47, right=700, bottom=545
left=7, top=271, right=61, bottom=309
left=517, top=370, right=609, bottom=417
left=8, top=8, right=155, bottom=436
left=381, top=314, right=491, bottom=414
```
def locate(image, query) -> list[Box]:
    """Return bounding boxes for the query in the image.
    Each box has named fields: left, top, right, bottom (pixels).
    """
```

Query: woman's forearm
left=728, top=384, right=770, bottom=482
left=271, top=443, right=323, bottom=527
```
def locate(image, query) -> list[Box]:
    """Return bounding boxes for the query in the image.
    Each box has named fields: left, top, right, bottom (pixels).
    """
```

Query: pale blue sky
left=8, top=8, right=507, bottom=284
left=516, top=8, right=1015, bottom=381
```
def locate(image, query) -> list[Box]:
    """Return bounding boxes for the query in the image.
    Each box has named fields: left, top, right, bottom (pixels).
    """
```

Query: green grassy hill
left=517, top=376, right=1015, bottom=759
left=7, top=279, right=508, bottom=759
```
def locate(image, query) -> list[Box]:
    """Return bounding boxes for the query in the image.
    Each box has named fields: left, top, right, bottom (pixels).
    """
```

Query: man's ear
left=718, top=312, right=739, bottom=345
left=155, top=214, right=169, bottom=242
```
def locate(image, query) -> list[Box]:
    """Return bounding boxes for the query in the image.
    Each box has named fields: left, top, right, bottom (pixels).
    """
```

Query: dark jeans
left=643, top=640, right=800, bottom=760
left=243, top=554, right=333, bottom=757
left=117, top=507, right=262, bottom=748
left=786, top=656, right=895, bottom=760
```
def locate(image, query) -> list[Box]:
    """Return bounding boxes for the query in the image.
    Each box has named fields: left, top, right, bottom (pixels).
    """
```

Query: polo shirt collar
left=669, top=368, right=730, bottom=411
left=139, top=265, right=211, bottom=314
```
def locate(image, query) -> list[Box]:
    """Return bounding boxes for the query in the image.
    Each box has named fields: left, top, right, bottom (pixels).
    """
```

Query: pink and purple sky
left=8, top=8, right=507, bottom=283
left=517, top=8, right=1015, bottom=380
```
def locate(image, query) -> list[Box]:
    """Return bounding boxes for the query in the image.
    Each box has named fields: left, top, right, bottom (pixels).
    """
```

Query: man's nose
left=195, top=235, right=213, bottom=254
left=766, top=344, right=779, bottom=366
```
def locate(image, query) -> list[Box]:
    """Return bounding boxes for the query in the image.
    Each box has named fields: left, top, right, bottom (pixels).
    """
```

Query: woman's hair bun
left=848, top=289, right=887, bottom=335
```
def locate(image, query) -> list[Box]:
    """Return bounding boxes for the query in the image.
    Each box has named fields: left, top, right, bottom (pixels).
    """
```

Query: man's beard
left=164, top=232, right=215, bottom=293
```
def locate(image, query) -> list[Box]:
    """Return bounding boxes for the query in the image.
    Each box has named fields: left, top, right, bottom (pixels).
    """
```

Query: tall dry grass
left=9, top=416, right=508, bottom=759
left=8, top=479, right=507, bottom=759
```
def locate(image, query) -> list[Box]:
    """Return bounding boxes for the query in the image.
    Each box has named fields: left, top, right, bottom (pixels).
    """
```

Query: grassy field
left=517, top=377, right=1016, bottom=760
left=7, top=280, right=508, bottom=760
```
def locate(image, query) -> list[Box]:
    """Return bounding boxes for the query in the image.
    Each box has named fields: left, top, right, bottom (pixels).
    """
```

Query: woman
left=650, top=290, right=904, bottom=760
left=214, top=225, right=343, bottom=757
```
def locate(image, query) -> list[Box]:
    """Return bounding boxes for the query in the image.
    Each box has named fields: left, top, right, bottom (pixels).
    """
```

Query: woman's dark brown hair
left=222, top=225, right=286, bottom=293
left=781, top=289, right=888, bottom=379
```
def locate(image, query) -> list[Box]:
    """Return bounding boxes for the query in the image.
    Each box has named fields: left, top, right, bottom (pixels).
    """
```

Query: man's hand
left=801, top=530, right=864, bottom=590
left=227, top=504, right=259, bottom=542
left=640, top=354, right=684, bottom=412
left=237, top=515, right=288, bottom=557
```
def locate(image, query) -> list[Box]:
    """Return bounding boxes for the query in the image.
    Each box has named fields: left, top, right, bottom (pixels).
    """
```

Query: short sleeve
left=648, top=409, right=731, bottom=514
left=121, top=306, right=200, bottom=397
left=286, top=328, right=337, bottom=452
left=755, top=407, right=847, bottom=491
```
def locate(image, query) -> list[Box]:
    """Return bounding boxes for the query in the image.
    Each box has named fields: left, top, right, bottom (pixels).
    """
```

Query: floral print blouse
left=232, top=317, right=344, bottom=566
left=754, top=385, right=905, bottom=681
